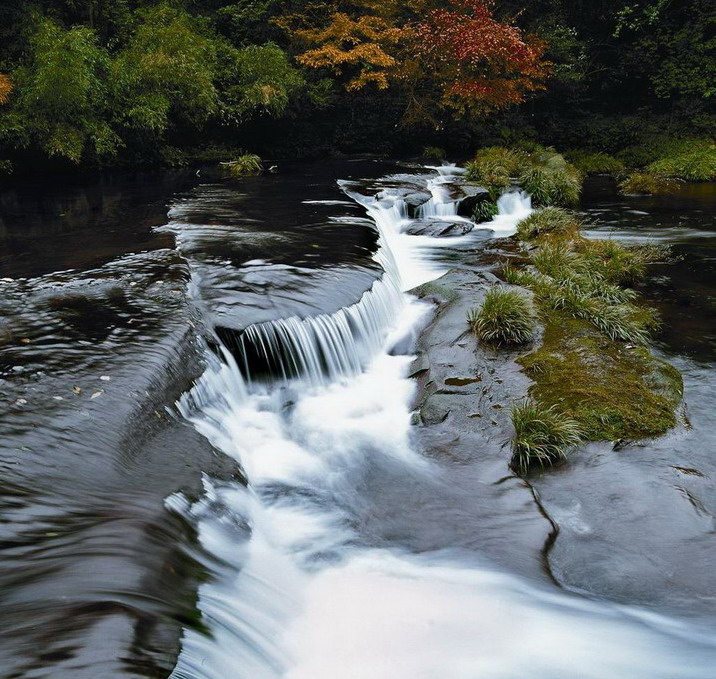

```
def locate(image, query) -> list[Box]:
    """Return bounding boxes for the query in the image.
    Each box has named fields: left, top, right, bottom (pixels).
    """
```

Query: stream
left=1, top=163, right=715, bottom=678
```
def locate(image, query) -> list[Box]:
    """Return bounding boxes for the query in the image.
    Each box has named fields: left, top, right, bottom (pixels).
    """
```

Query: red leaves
left=412, top=0, right=550, bottom=113
left=289, top=0, right=550, bottom=117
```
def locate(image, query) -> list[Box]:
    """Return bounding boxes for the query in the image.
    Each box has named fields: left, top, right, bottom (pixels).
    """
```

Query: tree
left=286, top=0, right=550, bottom=121
left=409, top=0, right=550, bottom=117
left=217, top=42, right=306, bottom=123
left=111, top=4, right=219, bottom=140
left=1, top=17, right=118, bottom=163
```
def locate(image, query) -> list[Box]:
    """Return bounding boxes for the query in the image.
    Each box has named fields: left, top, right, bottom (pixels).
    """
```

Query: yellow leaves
left=294, top=12, right=405, bottom=90
left=0, top=74, right=13, bottom=105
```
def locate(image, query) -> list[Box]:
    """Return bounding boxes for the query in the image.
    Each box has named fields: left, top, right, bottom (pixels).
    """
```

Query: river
left=1, top=162, right=715, bottom=678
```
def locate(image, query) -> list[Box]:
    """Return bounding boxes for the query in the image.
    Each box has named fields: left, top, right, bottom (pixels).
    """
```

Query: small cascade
left=417, top=165, right=466, bottom=220
left=228, top=274, right=403, bottom=385
left=485, top=189, right=533, bottom=235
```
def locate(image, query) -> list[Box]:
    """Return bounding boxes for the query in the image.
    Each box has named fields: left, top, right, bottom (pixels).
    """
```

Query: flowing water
left=168, top=170, right=716, bottom=678
left=2, top=165, right=715, bottom=678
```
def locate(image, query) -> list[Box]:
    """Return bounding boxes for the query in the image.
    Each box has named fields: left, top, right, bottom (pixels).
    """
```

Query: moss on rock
left=518, top=309, right=682, bottom=441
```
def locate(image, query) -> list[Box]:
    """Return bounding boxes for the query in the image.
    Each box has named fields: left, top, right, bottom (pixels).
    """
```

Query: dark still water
left=1, top=165, right=715, bottom=678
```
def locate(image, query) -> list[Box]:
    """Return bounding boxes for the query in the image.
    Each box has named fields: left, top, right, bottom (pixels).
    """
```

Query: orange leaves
left=0, top=74, right=13, bottom=105
left=288, top=0, right=551, bottom=117
left=295, top=12, right=404, bottom=90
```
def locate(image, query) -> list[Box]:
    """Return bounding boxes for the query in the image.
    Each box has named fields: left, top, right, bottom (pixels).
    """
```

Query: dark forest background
left=0, top=0, right=713, bottom=173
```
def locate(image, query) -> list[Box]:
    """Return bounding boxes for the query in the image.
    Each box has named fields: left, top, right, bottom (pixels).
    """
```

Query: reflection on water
left=581, top=177, right=716, bottom=361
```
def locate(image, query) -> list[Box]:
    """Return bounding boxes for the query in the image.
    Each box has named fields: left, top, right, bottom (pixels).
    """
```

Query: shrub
left=510, top=400, right=582, bottom=475
left=619, top=172, right=680, bottom=195
left=564, top=150, right=625, bottom=175
left=472, top=200, right=499, bottom=223
left=468, top=287, right=536, bottom=346
left=222, top=153, right=263, bottom=177
left=515, top=207, right=581, bottom=240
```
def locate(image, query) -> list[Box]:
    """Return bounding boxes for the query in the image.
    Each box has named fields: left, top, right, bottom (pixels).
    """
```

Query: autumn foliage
left=413, top=0, right=550, bottom=115
left=287, top=0, right=550, bottom=118
left=295, top=13, right=403, bottom=90
left=0, top=74, right=12, bottom=104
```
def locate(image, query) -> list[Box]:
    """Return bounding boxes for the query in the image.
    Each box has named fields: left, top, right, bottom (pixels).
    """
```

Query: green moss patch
left=518, top=309, right=682, bottom=441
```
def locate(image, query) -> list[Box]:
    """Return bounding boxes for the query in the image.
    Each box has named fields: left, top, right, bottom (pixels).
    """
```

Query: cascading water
left=169, top=166, right=716, bottom=679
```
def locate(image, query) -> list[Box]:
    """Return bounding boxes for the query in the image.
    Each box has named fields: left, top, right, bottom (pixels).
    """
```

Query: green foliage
left=518, top=166, right=582, bottom=207
left=564, top=150, right=625, bottom=175
left=112, top=4, right=219, bottom=137
left=222, top=153, right=263, bottom=177
left=3, top=18, right=118, bottom=163
left=465, top=145, right=582, bottom=206
left=464, top=147, right=525, bottom=199
left=515, top=207, right=580, bottom=240
left=423, top=146, right=446, bottom=161
left=472, top=200, right=498, bottom=223
left=577, top=239, right=671, bottom=285
left=218, top=42, right=305, bottom=122
left=510, top=400, right=582, bottom=475
left=467, top=287, right=536, bottom=346
left=619, top=172, right=680, bottom=195
left=646, top=139, right=716, bottom=181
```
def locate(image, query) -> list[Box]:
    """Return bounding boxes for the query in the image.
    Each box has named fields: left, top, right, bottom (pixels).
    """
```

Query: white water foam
left=169, top=167, right=716, bottom=679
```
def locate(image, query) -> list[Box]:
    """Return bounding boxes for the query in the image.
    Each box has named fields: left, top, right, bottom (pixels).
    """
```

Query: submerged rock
left=403, top=219, right=474, bottom=237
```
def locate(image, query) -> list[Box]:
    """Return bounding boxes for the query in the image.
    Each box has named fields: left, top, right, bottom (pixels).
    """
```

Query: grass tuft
left=519, top=166, right=582, bottom=207
left=619, top=172, right=680, bottom=195
left=472, top=200, right=499, bottom=223
left=510, top=400, right=582, bottom=475
left=222, top=153, right=263, bottom=177
left=564, top=150, right=625, bottom=175
left=468, top=288, right=536, bottom=346
left=646, top=140, right=716, bottom=182
left=516, top=207, right=581, bottom=240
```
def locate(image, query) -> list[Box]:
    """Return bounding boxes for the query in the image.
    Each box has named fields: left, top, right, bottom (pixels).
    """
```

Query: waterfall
left=230, top=275, right=403, bottom=385
left=168, top=167, right=716, bottom=679
left=486, top=189, right=533, bottom=235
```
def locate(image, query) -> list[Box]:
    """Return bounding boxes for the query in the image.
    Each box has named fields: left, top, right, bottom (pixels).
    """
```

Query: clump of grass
left=577, top=239, right=670, bottom=285
left=516, top=207, right=581, bottom=240
left=222, top=153, right=263, bottom=177
left=423, top=146, right=446, bottom=161
left=519, top=166, right=582, bottom=207
left=467, top=288, right=536, bottom=346
left=465, top=145, right=583, bottom=206
left=465, top=146, right=527, bottom=199
left=646, top=139, right=716, bottom=182
left=541, top=285, right=653, bottom=343
left=510, top=400, right=582, bottom=475
left=619, top=171, right=680, bottom=195
left=472, top=200, right=499, bottom=223
left=564, top=150, right=625, bottom=175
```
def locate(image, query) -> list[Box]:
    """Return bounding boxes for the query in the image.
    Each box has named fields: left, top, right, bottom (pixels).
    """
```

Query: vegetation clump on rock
left=510, top=400, right=582, bottom=475
left=467, top=287, right=536, bottom=346
left=500, top=207, right=683, bottom=453
left=221, top=154, right=263, bottom=177
left=465, top=145, right=582, bottom=206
